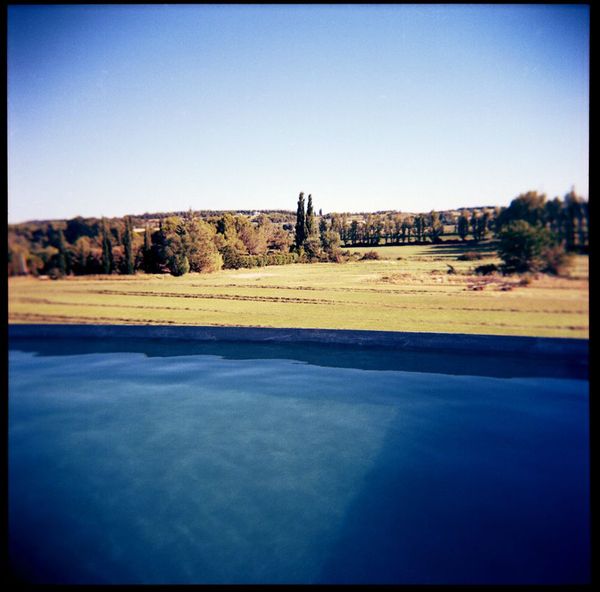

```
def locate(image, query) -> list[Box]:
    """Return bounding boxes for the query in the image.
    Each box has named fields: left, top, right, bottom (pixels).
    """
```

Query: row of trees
left=325, top=209, right=492, bottom=246
left=8, top=189, right=588, bottom=278
left=324, top=192, right=588, bottom=250
left=7, top=211, right=294, bottom=278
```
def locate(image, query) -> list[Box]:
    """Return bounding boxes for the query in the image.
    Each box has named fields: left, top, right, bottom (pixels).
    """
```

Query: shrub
left=235, top=252, right=299, bottom=269
left=329, top=250, right=350, bottom=263
left=170, top=255, right=190, bottom=276
left=475, top=264, right=499, bottom=275
left=303, top=236, right=323, bottom=261
left=498, top=220, right=569, bottom=275
left=540, top=245, right=574, bottom=276
left=221, top=245, right=245, bottom=269
left=360, top=250, right=380, bottom=260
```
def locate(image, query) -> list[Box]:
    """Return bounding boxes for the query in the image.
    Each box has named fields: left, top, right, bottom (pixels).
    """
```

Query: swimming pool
left=8, top=333, right=590, bottom=584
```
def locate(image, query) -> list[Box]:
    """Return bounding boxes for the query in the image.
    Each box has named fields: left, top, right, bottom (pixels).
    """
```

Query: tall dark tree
left=319, top=217, right=328, bottom=243
left=306, top=194, right=316, bottom=237
left=349, top=220, right=359, bottom=245
left=143, top=225, right=153, bottom=272
left=393, top=214, right=403, bottom=244
left=150, top=220, right=169, bottom=272
left=457, top=213, right=469, bottom=241
left=428, top=211, right=444, bottom=243
left=144, top=225, right=151, bottom=252
left=470, top=212, right=479, bottom=241
left=101, top=219, right=114, bottom=274
left=123, top=216, right=135, bottom=274
left=294, top=192, right=307, bottom=249
left=414, top=216, right=424, bottom=243
left=400, top=219, right=409, bottom=244
left=56, top=227, right=69, bottom=275
left=372, top=215, right=384, bottom=245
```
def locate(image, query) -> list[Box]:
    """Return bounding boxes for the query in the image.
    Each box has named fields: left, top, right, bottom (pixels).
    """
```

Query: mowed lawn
left=8, top=243, right=589, bottom=338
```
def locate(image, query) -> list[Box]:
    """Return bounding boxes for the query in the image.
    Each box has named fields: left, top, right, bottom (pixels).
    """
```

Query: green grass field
left=8, top=242, right=589, bottom=338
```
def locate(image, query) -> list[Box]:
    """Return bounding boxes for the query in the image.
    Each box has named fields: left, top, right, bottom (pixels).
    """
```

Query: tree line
left=7, top=211, right=294, bottom=278
left=324, top=190, right=588, bottom=250
left=7, top=189, right=588, bottom=278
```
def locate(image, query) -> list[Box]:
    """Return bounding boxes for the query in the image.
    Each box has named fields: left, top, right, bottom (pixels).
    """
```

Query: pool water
left=8, top=338, right=590, bottom=584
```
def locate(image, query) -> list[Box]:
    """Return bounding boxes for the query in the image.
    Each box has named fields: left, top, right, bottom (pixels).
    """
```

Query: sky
left=7, top=4, right=589, bottom=223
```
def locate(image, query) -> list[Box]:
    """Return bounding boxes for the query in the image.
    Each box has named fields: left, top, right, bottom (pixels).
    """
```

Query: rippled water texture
left=8, top=338, right=590, bottom=584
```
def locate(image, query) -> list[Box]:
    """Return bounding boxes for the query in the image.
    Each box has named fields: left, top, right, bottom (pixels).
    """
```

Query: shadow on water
left=316, top=393, right=590, bottom=584
left=8, top=337, right=587, bottom=379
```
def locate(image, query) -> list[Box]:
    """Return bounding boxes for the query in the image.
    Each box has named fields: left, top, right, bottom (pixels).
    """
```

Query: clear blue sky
left=8, top=4, right=589, bottom=223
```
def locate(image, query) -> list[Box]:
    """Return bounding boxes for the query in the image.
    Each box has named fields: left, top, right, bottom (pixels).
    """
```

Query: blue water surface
left=8, top=338, right=590, bottom=584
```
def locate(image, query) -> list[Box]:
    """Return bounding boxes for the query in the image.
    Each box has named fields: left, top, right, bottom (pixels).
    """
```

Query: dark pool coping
left=8, top=324, right=588, bottom=360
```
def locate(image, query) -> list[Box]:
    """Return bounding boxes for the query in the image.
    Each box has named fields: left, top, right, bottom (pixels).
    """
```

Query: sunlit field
left=8, top=242, right=588, bottom=338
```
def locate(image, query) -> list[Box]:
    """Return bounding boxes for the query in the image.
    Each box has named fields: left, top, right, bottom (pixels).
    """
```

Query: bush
left=329, top=250, right=352, bottom=263
left=540, top=245, right=574, bottom=276
left=360, top=250, right=380, bottom=260
left=303, top=236, right=323, bottom=261
left=475, top=264, right=499, bottom=275
left=498, top=220, right=568, bottom=275
left=170, top=255, right=190, bottom=276
left=221, top=245, right=245, bottom=269
left=235, top=252, right=298, bottom=269
left=193, top=250, right=222, bottom=274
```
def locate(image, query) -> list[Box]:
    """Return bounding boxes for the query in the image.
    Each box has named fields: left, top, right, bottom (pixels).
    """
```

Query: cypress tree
left=101, top=219, right=114, bottom=274
left=144, top=225, right=151, bottom=251
left=56, top=228, right=68, bottom=275
left=295, top=192, right=306, bottom=249
left=478, top=211, right=490, bottom=241
left=123, top=216, right=135, bottom=274
left=457, top=214, right=469, bottom=241
left=306, top=194, right=316, bottom=237
left=143, top=225, right=152, bottom=272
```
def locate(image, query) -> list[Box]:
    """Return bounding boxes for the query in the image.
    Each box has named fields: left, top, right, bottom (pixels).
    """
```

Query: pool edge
left=7, top=324, right=589, bottom=360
